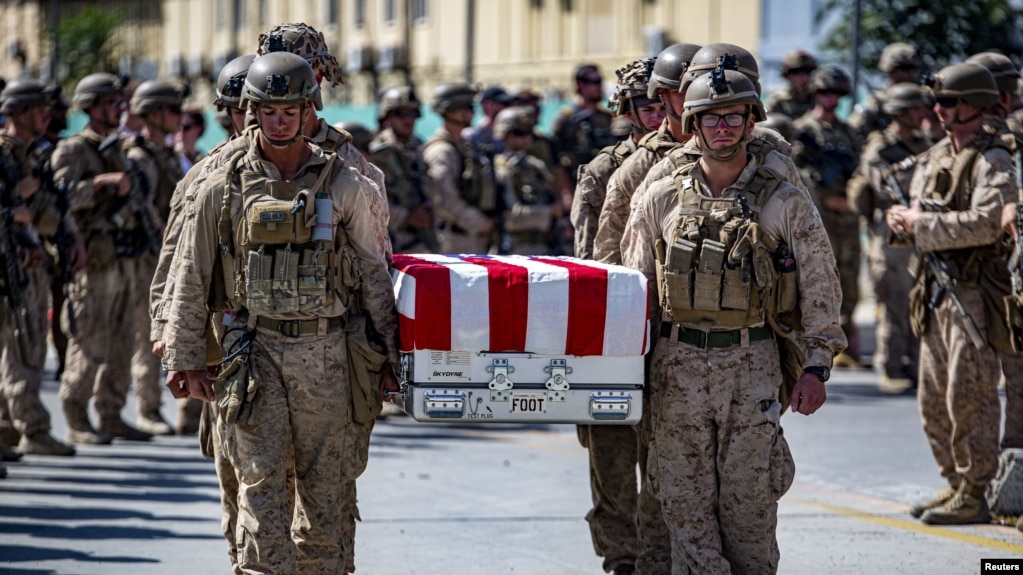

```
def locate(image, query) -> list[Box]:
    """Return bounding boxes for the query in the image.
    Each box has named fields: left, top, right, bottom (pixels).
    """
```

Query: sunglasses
left=699, top=112, right=748, bottom=128
left=101, top=99, right=124, bottom=109
left=787, top=68, right=814, bottom=76
left=392, top=109, right=420, bottom=119
left=934, top=96, right=960, bottom=109
left=816, top=89, right=845, bottom=97
left=580, top=77, right=602, bottom=85
left=508, top=128, right=533, bottom=137
left=181, top=123, right=199, bottom=131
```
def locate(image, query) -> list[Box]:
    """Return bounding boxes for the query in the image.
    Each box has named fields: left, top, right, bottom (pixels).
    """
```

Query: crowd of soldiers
left=1, top=17, right=1023, bottom=575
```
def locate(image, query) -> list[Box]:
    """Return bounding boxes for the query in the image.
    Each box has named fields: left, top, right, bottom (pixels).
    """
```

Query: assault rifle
left=477, top=144, right=511, bottom=254
left=0, top=155, right=30, bottom=364
left=405, top=154, right=440, bottom=253
left=97, top=135, right=161, bottom=256
left=883, top=161, right=985, bottom=349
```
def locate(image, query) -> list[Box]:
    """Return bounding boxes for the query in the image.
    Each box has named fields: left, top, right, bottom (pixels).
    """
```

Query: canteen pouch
left=246, top=250, right=275, bottom=315
left=694, top=240, right=726, bottom=311
left=214, top=355, right=257, bottom=426
left=298, top=249, right=331, bottom=313
left=272, top=248, right=300, bottom=313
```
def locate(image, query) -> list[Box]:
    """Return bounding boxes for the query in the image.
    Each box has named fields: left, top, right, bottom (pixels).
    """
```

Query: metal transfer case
left=391, top=254, right=650, bottom=424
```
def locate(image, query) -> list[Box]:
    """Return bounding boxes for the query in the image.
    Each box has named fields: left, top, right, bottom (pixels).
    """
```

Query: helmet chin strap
left=945, top=102, right=982, bottom=132
left=659, top=91, right=683, bottom=123
left=696, top=124, right=750, bottom=161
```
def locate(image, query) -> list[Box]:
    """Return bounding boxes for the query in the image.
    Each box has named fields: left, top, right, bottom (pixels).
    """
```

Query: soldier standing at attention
left=846, top=83, right=931, bottom=393
left=888, top=63, right=1014, bottom=526
left=423, top=83, right=498, bottom=254
left=848, top=42, right=921, bottom=138
left=0, top=81, right=80, bottom=458
left=53, top=73, right=152, bottom=445
left=163, top=52, right=399, bottom=574
left=792, top=65, right=863, bottom=368
left=622, top=66, right=844, bottom=574
left=124, top=80, right=189, bottom=436
left=765, top=49, right=818, bottom=120
left=370, top=86, right=437, bottom=254
left=463, top=86, right=514, bottom=152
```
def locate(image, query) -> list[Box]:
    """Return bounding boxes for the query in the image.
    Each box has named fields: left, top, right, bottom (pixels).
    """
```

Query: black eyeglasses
left=699, top=112, right=748, bottom=128
left=181, top=123, right=199, bottom=131
left=934, top=96, right=960, bottom=109
left=787, top=68, right=814, bottom=76
left=580, top=77, right=602, bottom=85
left=166, top=105, right=183, bottom=114
left=508, top=128, right=533, bottom=137
left=816, top=89, right=845, bottom=97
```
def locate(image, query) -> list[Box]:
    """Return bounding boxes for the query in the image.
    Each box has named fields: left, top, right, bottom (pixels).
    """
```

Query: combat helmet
left=430, top=83, right=476, bottom=115
left=242, top=52, right=323, bottom=110
left=681, top=67, right=765, bottom=161
left=257, top=22, right=344, bottom=87
left=680, top=43, right=761, bottom=95
left=925, top=62, right=999, bottom=110
left=378, top=86, right=422, bottom=120
left=810, top=65, right=852, bottom=96
left=610, top=57, right=655, bottom=117
left=334, top=121, right=373, bottom=153
left=878, top=42, right=920, bottom=73
left=965, top=52, right=1020, bottom=94
left=882, top=83, right=929, bottom=115
left=72, top=73, right=123, bottom=110
left=758, top=112, right=794, bottom=142
left=0, top=79, right=52, bottom=115
left=646, top=43, right=702, bottom=99
left=493, top=106, right=536, bottom=140
left=215, top=54, right=256, bottom=110
left=130, top=80, right=187, bottom=116
left=781, top=49, right=818, bottom=76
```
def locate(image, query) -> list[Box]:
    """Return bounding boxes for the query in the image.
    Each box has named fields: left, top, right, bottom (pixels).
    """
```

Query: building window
left=258, top=0, right=267, bottom=27
left=530, top=0, right=543, bottom=8
left=355, top=0, right=366, bottom=27
left=326, top=0, right=338, bottom=25
left=384, top=0, right=396, bottom=25
left=412, top=0, right=429, bottom=22
left=561, top=0, right=573, bottom=11
left=233, top=0, right=245, bottom=29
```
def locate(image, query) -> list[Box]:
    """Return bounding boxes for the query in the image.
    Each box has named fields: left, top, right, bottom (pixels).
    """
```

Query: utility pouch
left=214, top=355, right=256, bottom=426
left=246, top=250, right=275, bottom=315
left=298, top=249, right=331, bottom=313
left=666, top=237, right=697, bottom=273
left=721, top=264, right=751, bottom=310
left=245, top=190, right=312, bottom=246
left=773, top=248, right=798, bottom=314
left=693, top=240, right=726, bottom=311
left=272, top=248, right=300, bottom=313
left=346, top=314, right=388, bottom=425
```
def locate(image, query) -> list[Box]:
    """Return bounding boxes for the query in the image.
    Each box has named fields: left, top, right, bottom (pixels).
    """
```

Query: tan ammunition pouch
left=979, top=255, right=1015, bottom=352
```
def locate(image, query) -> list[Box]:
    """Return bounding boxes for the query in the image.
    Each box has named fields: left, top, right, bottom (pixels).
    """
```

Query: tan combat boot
left=137, top=411, right=175, bottom=436
left=63, top=403, right=112, bottom=445
left=833, top=351, right=864, bottom=369
left=878, top=374, right=915, bottom=394
left=17, top=432, right=76, bottom=456
left=98, top=415, right=152, bottom=442
left=920, top=482, right=991, bottom=525
left=176, top=399, right=203, bottom=435
left=908, top=484, right=959, bottom=518
left=0, top=425, right=20, bottom=447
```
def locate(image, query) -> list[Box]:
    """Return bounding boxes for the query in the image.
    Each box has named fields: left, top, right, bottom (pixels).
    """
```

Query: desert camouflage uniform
left=903, top=132, right=1014, bottom=496
left=571, top=138, right=636, bottom=260
left=792, top=114, right=862, bottom=352
left=846, top=126, right=929, bottom=383
left=369, top=127, right=436, bottom=253
left=423, top=129, right=495, bottom=254
left=52, top=126, right=141, bottom=437
left=764, top=85, right=814, bottom=121
left=495, top=150, right=558, bottom=255
left=847, top=91, right=890, bottom=139
left=162, top=137, right=397, bottom=575
left=623, top=156, right=844, bottom=575
left=552, top=105, right=617, bottom=191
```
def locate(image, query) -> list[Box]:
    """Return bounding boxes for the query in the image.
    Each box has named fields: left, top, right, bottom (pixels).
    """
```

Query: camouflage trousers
left=866, top=236, right=918, bottom=379
left=648, top=334, right=794, bottom=575
left=0, top=267, right=53, bottom=438
left=226, top=324, right=351, bottom=575
left=577, top=422, right=639, bottom=572
left=132, top=252, right=163, bottom=416
left=999, top=350, right=1023, bottom=450
left=339, top=418, right=373, bottom=574
left=822, top=218, right=861, bottom=353
left=206, top=400, right=242, bottom=574
left=59, top=257, right=137, bottom=417
left=918, top=288, right=1001, bottom=487
left=635, top=392, right=671, bottom=575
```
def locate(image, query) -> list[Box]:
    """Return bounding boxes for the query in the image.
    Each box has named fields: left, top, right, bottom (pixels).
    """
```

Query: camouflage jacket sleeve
left=760, top=183, right=847, bottom=367
left=423, top=140, right=489, bottom=233
left=337, top=143, right=392, bottom=262
left=911, top=147, right=1015, bottom=253
left=51, top=137, right=102, bottom=213
left=571, top=151, right=617, bottom=259
left=593, top=148, right=657, bottom=265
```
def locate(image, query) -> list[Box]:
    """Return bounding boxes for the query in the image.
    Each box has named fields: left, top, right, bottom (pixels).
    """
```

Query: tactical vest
left=424, top=131, right=499, bottom=215
left=216, top=150, right=346, bottom=317
left=0, top=134, right=64, bottom=238
left=596, top=138, right=634, bottom=172
left=657, top=164, right=794, bottom=329
left=124, top=136, right=184, bottom=224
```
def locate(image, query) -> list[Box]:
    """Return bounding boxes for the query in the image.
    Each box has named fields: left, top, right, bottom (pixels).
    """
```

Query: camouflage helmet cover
left=681, top=67, right=766, bottom=133
left=646, top=43, right=702, bottom=99
left=965, top=51, right=1020, bottom=94
left=72, top=73, right=124, bottom=110
left=130, top=80, right=187, bottom=115
left=430, top=83, right=476, bottom=115
left=610, top=57, right=655, bottom=116
left=378, top=86, right=422, bottom=119
left=781, top=49, right=818, bottom=75
left=680, top=43, right=761, bottom=95
left=878, top=42, right=920, bottom=73
left=215, top=54, right=257, bottom=109
left=257, top=22, right=344, bottom=87
left=926, top=62, right=999, bottom=109
left=243, top=52, right=323, bottom=110
left=493, top=105, right=536, bottom=139
left=810, top=65, right=852, bottom=95
left=0, top=79, right=52, bottom=115
left=882, top=82, right=929, bottom=114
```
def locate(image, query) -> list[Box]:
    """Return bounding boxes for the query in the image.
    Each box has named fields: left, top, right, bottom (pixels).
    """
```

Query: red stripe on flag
left=461, top=256, right=529, bottom=352
left=534, top=257, right=607, bottom=356
left=393, top=255, right=452, bottom=350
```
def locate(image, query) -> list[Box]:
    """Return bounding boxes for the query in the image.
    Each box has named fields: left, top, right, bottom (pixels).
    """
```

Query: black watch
left=803, top=366, right=831, bottom=383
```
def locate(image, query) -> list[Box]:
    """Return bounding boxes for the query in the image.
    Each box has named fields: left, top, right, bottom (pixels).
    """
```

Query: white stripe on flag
left=444, top=256, right=491, bottom=351
left=488, top=255, right=570, bottom=354
left=392, top=269, right=416, bottom=319
left=558, top=257, right=648, bottom=356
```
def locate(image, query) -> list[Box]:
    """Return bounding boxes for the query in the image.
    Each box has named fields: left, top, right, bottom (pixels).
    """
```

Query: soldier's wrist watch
left=803, top=366, right=831, bottom=383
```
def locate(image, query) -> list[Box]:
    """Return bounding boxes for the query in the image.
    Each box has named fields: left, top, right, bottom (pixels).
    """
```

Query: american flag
left=391, top=254, right=650, bottom=356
